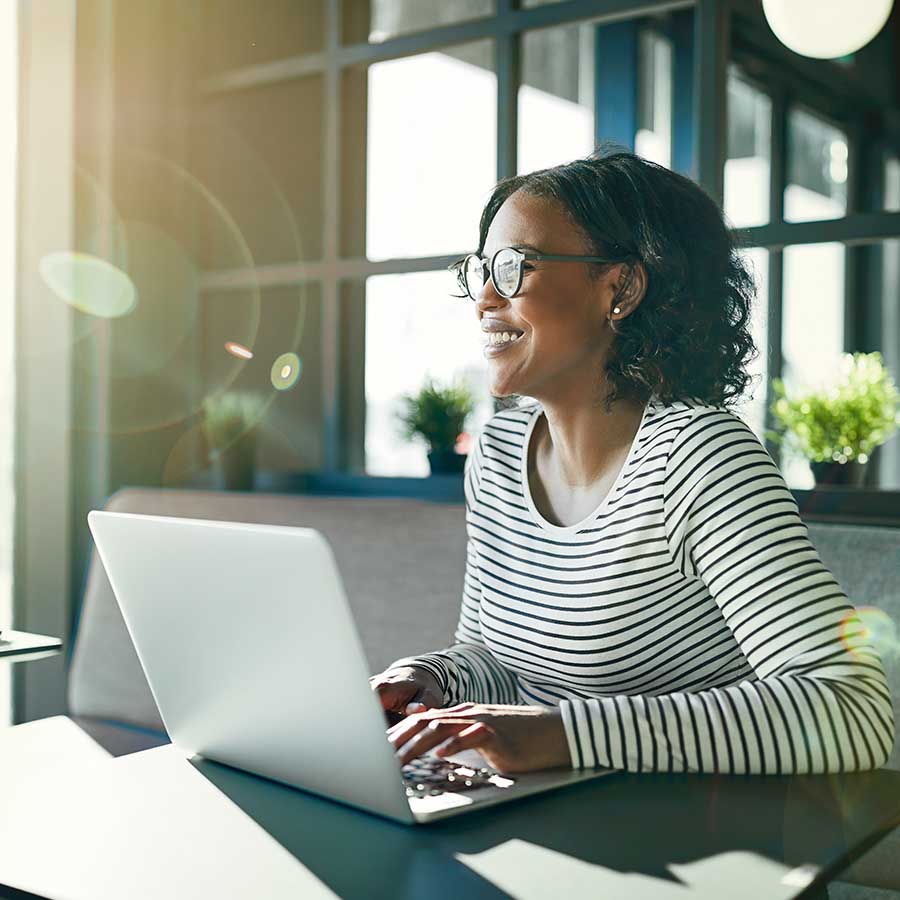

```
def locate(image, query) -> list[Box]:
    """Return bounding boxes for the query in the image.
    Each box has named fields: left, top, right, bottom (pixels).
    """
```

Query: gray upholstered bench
left=807, top=523, right=900, bottom=900
left=65, top=487, right=899, bottom=898
left=68, top=487, right=467, bottom=740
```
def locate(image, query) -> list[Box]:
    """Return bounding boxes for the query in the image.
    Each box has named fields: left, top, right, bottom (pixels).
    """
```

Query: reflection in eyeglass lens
left=465, top=255, right=486, bottom=299
left=463, top=248, right=523, bottom=300
left=494, top=249, right=519, bottom=296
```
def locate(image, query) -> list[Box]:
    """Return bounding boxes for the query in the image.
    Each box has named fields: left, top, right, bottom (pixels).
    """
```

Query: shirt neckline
left=520, top=396, right=656, bottom=534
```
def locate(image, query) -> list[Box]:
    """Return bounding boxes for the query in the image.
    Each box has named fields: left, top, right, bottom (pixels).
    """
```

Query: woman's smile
left=483, top=330, right=526, bottom=356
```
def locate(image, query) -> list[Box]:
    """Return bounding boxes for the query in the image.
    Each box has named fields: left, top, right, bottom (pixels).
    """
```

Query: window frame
left=195, top=0, right=900, bottom=492
left=197, top=0, right=718, bottom=481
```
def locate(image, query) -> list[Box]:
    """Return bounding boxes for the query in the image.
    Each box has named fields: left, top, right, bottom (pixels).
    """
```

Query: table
left=1, top=717, right=899, bottom=900
left=0, top=630, right=62, bottom=664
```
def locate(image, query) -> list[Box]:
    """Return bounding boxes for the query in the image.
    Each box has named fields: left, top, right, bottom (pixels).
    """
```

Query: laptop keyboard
left=401, top=755, right=515, bottom=797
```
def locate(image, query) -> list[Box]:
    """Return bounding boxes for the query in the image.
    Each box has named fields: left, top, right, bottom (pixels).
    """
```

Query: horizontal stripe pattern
left=392, top=396, right=895, bottom=773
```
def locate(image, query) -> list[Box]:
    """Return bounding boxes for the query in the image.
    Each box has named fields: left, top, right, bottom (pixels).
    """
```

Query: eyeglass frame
left=448, top=246, right=631, bottom=301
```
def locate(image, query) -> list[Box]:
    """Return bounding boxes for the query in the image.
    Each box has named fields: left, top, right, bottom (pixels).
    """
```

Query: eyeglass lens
left=463, top=248, right=520, bottom=300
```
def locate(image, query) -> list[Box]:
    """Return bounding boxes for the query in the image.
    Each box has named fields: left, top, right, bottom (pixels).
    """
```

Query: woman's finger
left=442, top=702, right=476, bottom=714
left=388, top=702, right=476, bottom=735
left=387, top=701, right=485, bottom=744
left=387, top=714, right=427, bottom=744
left=375, top=683, right=413, bottom=712
left=389, top=712, right=474, bottom=751
left=395, top=718, right=477, bottom=766
left=387, top=706, right=447, bottom=742
left=435, top=721, right=493, bottom=758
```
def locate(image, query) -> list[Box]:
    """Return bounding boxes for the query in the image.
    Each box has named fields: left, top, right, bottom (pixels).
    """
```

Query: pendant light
left=761, top=0, right=894, bottom=59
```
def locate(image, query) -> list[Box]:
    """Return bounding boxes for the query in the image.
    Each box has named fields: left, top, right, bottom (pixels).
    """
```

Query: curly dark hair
left=475, top=145, right=760, bottom=413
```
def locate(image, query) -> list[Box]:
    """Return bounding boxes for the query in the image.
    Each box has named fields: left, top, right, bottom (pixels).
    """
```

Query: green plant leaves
left=202, top=391, right=266, bottom=451
left=767, top=352, right=900, bottom=463
left=397, top=377, right=476, bottom=453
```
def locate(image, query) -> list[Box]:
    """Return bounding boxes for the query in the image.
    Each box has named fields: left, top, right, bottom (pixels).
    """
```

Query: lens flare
left=39, top=251, right=137, bottom=318
left=840, top=606, right=899, bottom=657
left=270, top=352, right=302, bottom=391
left=225, top=341, right=253, bottom=360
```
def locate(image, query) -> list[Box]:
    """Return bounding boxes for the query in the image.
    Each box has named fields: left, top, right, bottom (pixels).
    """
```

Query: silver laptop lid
left=87, top=510, right=413, bottom=823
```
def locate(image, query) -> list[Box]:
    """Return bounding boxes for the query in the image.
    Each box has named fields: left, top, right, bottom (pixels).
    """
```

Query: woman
left=370, top=148, right=895, bottom=775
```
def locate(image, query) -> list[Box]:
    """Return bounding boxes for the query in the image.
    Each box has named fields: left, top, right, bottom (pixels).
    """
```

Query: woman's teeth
left=485, top=331, right=521, bottom=345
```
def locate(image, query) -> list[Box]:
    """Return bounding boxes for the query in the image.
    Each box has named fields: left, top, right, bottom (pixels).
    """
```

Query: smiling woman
left=369, top=147, right=895, bottom=777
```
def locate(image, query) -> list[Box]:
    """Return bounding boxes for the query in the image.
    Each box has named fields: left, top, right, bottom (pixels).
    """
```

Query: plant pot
left=214, top=432, right=258, bottom=491
left=427, top=450, right=467, bottom=475
left=809, top=459, right=868, bottom=487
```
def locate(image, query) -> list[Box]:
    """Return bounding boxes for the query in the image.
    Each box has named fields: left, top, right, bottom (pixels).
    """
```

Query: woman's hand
left=369, top=665, right=444, bottom=723
left=388, top=703, right=571, bottom=774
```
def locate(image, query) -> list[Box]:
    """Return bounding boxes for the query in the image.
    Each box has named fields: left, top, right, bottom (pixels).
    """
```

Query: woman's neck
left=533, top=393, right=647, bottom=488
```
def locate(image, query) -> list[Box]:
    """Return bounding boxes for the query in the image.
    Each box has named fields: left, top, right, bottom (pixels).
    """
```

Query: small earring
left=612, top=306, right=621, bottom=315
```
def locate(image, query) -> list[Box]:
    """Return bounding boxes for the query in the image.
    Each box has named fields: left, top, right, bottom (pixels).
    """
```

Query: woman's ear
left=612, top=261, right=648, bottom=316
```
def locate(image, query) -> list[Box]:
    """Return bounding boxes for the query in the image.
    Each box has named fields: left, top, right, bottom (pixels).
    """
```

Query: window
left=163, top=2, right=810, bottom=496
left=0, top=0, right=14, bottom=725
left=725, top=6, right=900, bottom=492
left=194, top=0, right=325, bottom=78
left=353, top=41, right=496, bottom=261
left=518, top=22, right=596, bottom=174
left=724, top=69, right=771, bottom=228
left=196, top=76, right=325, bottom=265
left=362, top=271, right=493, bottom=476
left=635, top=28, right=672, bottom=168
left=785, top=107, right=848, bottom=223
left=780, top=243, right=846, bottom=488
left=518, top=15, right=677, bottom=175
left=344, top=0, right=494, bottom=44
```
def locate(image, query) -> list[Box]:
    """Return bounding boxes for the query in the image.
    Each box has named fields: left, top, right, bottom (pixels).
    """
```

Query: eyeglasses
left=448, top=246, right=625, bottom=301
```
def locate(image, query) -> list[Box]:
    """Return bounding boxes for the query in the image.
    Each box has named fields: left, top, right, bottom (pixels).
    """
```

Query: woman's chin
left=486, top=352, right=534, bottom=398
left=489, top=378, right=524, bottom=400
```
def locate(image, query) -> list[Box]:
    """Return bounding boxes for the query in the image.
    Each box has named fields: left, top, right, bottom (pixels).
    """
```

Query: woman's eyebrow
left=480, top=242, right=543, bottom=257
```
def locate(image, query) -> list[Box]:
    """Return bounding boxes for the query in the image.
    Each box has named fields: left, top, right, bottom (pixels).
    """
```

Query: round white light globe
left=762, top=0, right=893, bottom=59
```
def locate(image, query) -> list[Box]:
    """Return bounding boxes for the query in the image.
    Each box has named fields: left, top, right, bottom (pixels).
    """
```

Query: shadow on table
left=189, top=757, right=900, bottom=900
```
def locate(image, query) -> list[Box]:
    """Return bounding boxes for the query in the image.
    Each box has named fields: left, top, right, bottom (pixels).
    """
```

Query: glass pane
left=733, top=248, right=769, bottom=441
left=724, top=68, right=771, bottom=228
left=879, top=236, right=900, bottom=488
left=193, top=0, right=324, bottom=78
left=519, top=23, right=595, bottom=173
left=194, top=77, right=324, bottom=266
left=343, top=41, right=495, bottom=261
left=885, top=154, right=900, bottom=212
left=780, top=243, right=846, bottom=488
left=343, top=0, right=493, bottom=44
left=519, top=16, right=679, bottom=176
left=881, top=162, right=900, bottom=486
left=785, top=108, right=848, bottom=223
left=363, top=271, right=494, bottom=476
left=165, top=283, right=322, bottom=486
left=635, top=29, right=672, bottom=168
left=0, top=0, right=13, bottom=726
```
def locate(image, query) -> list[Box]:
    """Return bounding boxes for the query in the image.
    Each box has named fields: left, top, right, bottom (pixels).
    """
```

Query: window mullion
left=496, top=0, right=519, bottom=181
left=322, top=0, right=341, bottom=472
left=765, top=88, right=786, bottom=466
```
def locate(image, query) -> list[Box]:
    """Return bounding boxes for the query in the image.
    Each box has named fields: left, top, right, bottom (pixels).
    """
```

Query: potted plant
left=765, top=351, right=900, bottom=487
left=397, top=377, right=475, bottom=475
left=201, top=392, right=266, bottom=491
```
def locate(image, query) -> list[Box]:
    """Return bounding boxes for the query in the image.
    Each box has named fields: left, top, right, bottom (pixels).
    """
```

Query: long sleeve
left=559, top=407, right=895, bottom=774
left=389, top=433, right=521, bottom=706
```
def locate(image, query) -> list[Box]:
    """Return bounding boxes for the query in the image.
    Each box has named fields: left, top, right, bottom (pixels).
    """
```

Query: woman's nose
left=474, top=277, right=508, bottom=313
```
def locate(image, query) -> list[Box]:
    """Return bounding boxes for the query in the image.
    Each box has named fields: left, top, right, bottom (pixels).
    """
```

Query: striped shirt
left=394, top=394, right=895, bottom=773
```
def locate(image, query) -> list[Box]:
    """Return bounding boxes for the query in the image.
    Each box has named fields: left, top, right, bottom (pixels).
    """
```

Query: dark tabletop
left=0, top=737, right=898, bottom=900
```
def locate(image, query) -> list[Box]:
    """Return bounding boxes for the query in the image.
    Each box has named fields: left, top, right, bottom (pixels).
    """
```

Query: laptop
left=87, top=510, right=614, bottom=824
